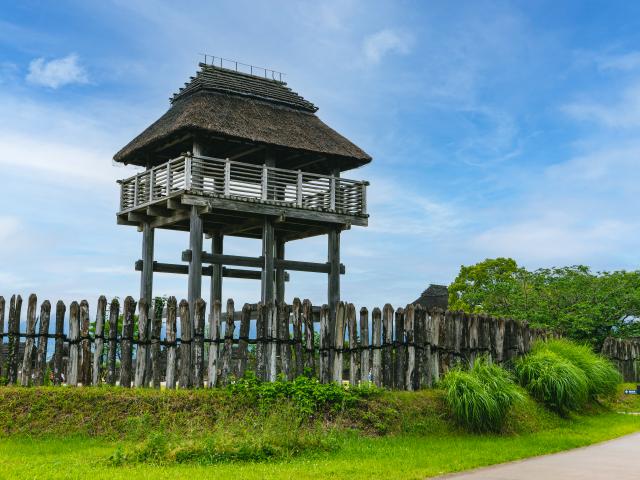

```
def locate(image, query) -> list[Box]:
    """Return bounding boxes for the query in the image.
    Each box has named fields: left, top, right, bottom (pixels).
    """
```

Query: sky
left=1, top=0, right=640, bottom=310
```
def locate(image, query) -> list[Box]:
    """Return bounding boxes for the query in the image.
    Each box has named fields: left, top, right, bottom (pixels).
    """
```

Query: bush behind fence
left=0, top=293, right=553, bottom=390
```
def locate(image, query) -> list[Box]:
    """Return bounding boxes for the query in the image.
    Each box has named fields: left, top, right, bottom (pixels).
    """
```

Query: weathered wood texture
left=601, top=337, right=640, bottom=382
left=0, top=292, right=556, bottom=390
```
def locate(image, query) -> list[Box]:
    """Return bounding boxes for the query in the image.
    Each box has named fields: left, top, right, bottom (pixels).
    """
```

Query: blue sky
left=1, top=0, right=639, bottom=309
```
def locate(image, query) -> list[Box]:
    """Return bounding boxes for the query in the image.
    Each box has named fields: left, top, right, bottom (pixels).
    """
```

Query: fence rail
left=0, top=294, right=551, bottom=389
left=118, top=155, right=368, bottom=217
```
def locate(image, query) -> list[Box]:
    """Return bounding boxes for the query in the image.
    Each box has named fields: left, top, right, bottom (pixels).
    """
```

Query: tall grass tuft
left=440, top=357, right=522, bottom=432
left=515, top=349, right=589, bottom=414
left=535, top=339, right=621, bottom=398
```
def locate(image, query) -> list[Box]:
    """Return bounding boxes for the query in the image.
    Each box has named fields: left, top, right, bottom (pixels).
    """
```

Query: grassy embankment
left=1, top=380, right=639, bottom=480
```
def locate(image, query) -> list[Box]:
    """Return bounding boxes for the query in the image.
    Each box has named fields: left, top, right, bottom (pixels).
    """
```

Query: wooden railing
left=118, top=155, right=368, bottom=217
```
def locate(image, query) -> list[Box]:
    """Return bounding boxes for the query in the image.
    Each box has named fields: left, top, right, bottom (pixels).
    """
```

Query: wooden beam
left=167, top=197, right=188, bottom=211
left=149, top=209, right=191, bottom=229
left=262, top=218, right=275, bottom=304
left=140, top=223, right=154, bottom=302
left=135, top=260, right=289, bottom=281
left=228, top=145, right=264, bottom=160
left=146, top=205, right=171, bottom=217
left=128, top=212, right=151, bottom=223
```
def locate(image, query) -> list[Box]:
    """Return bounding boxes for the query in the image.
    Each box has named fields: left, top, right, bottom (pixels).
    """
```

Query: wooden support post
left=34, top=300, right=51, bottom=386
left=207, top=299, right=222, bottom=387
left=371, top=307, right=382, bottom=387
left=292, top=298, right=303, bottom=378
left=405, top=304, right=416, bottom=391
left=53, top=301, right=66, bottom=386
left=20, top=294, right=37, bottom=386
left=106, top=299, right=119, bottom=386
left=193, top=298, right=206, bottom=388
left=120, top=296, right=136, bottom=388
left=237, top=303, right=251, bottom=378
left=91, top=296, right=106, bottom=386
left=135, top=298, right=150, bottom=388
left=394, top=307, right=405, bottom=390
left=275, top=237, right=286, bottom=304
left=359, top=307, right=370, bottom=384
left=140, top=222, right=154, bottom=304
left=188, top=206, right=203, bottom=328
left=278, top=302, right=291, bottom=379
left=220, top=299, right=235, bottom=384
left=150, top=300, right=163, bottom=389
left=332, top=302, right=346, bottom=383
left=319, top=304, right=331, bottom=383
left=348, top=303, right=358, bottom=385
left=255, top=302, right=267, bottom=381
left=327, top=228, right=341, bottom=321
left=179, top=299, right=192, bottom=388
left=165, top=297, right=177, bottom=389
left=267, top=302, right=278, bottom=381
left=67, top=301, right=80, bottom=387
left=382, top=304, right=393, bottom=388
left=80, top=300, right=91, bottom=386
left=302, top=299, right=315, bottom=375
left=7, top=295, right=22, bottom=385
left=210, top=233, right=223, bottom=309
left=261, top=218, right=275, bottom=304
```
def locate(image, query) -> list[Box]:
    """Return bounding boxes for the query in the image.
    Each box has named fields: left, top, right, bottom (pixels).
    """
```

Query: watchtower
left=114, top=58, right=371, bottom=320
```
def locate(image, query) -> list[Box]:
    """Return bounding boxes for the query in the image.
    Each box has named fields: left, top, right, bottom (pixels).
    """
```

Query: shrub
left=515, top=349, right=589, bottom=414
left=440, top=358, right=522, bottom=432
left=536, top=339, right=621, bottom=398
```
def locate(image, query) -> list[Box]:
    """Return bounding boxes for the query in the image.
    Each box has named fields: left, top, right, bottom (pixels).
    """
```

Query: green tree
left=449, top=259, right=640, bottom=348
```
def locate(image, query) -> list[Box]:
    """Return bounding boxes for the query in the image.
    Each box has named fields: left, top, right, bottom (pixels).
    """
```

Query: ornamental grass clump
left=536, top=339, right=621, bottom=398
left=515, top=349, right=589, bottom=414
left=440, top=358, right=522, bottom=432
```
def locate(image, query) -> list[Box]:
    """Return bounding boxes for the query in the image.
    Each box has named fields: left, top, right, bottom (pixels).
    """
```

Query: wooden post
left=275, top=238, right=286, bottom=304
left=261, top=219, right=275, bottom=304
left=33, top=300, right=51, bottom=386
left=394, top=307, right=405, bottom=390
left=210, top=233, right=223, bottom=310
left=405, top=304, right=415, bottom=391
left=7, top=295, right=22, bottom=385
left=292, top=298, right=303, bottom=378
left=278, top=302, right=292, bottom=379
left=140, top=222, right=154, bottom=305
left=193, top=298, right=206, bottom=388
left=319, top=304, right=331, bottom=383
left=302, top=299, right=315, bottom=375
left=220, top=299, right=235, bottom=384
left=178, top=299, right=192, bottom=388
left=0, top=296, right=5, bottom=380
left=327, top=228, right=340, bottom=321
left=382, top=304, right=393, bottom=388
left=91, top=296, right=106, bottom=386
left=67, top=301, right=80, bottom=387
left=267, top=302, right=277, bottom=381
left=53, top=300, right=66, bottom=386
left=79, top=300, right=91, bottom=386
left=237, top=303, right=251, bottom=378
left=332, top=302, right=346, bottom=383
left=371, top=307, right=382, bottom=387
left=165, top=297, right=177, bottom=389
left=431, top=309, right=442, bottom=383
left=255, top=302, right=266, bottom=381
left=150, top=300, right=163, bottom=389
left=20, top=294, right=37, bottom=386
left=207, top=299, right=221, bottom=387
left=106, top=299, right=119, bottom=386
left=188, top=206, right=203, bottom=330
left=120, top=296, right=136, bottom=388
left=360, top=307, right=370, bottom=384
left=347, top=303, right=358, bottom=385
left=135, top=298, right=149, bottom=387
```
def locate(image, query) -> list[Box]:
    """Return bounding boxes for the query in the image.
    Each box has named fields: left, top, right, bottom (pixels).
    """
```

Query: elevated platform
left=117, top=154, right=368, bottom=241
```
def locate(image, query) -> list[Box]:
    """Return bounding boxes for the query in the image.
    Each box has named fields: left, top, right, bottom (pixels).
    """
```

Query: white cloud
left=362, top=28, right=411, bottom=64
left=597, top=51, right=640, bottom=71
left=0, top=216, right=22, bottom=244
left=562, top=83, right=640, bottom=128
left=26, top=54, right=89, bottom=88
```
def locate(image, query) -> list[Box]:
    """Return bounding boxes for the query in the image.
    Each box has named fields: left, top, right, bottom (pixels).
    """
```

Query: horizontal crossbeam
left=135, top=260, right=289, bottom=281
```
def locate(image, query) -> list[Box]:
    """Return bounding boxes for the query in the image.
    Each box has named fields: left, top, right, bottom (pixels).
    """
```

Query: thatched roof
left=413, top=284, right=449, bottom=310
left=114, top=64, right=372, bottom=170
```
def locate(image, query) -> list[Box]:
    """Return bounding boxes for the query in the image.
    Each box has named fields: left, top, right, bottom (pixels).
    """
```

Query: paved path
left=438, top=432, right=640, bottom=479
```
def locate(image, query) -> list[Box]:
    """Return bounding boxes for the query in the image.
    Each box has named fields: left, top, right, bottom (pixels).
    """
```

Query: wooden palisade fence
left=0, top=294, right=552, bottom=389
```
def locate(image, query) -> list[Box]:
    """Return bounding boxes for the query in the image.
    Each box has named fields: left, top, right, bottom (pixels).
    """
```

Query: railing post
left=296, top=170, right=303, bottom=207
left=185, top=155, right=192, bottom=190
left=330, top=176, right=336, bottom=211
left=361, top=182, right=367, bottom=216
left=134, top=175, right=139, bottom=207
left=166, top=161, right=172, bottom=196
left=261, top=165, right=268, bottom=200
left=224, top=159, right=231, bottom=196
left=149, top=168, right=155, bottom=202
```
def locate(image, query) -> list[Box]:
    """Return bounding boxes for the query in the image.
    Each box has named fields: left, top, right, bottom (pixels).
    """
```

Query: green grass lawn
left=1, top=384, right=639, bottom=480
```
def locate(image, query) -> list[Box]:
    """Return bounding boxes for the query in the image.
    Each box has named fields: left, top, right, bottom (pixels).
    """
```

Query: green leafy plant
left=440, top=357, right=522, bottom=432
left=515, top=349, right=589, bottom=414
